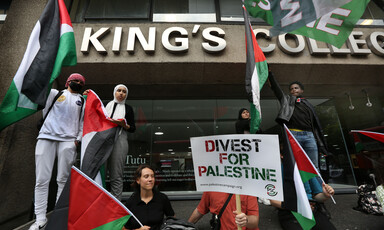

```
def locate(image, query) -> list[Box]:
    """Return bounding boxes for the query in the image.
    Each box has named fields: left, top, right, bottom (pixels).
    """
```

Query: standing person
left=123, top=165, right=175, bottom=230
left=188, top=192, right=259, bottom=230
left=105, top=84, right=136, bottom=201
left=235, top=108, right=251, bottom=134
left=29, top=73, right=86, bottom=230
left=268, top=71, right=328, bottom=169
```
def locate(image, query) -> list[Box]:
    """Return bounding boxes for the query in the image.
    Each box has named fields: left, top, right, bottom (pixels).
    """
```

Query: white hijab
left=106, top=84, right=128, bottom=119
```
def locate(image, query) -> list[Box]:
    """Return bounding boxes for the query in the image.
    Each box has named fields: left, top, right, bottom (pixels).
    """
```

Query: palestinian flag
left=351, top=130, right=384, bottom=143
left=242, top=5, right=268, bottom=134
left=46, top=90, right=122, bottom=229
left=80, top=90, right=126, bottom=181
left=68, top=166, right=137, bottom=230
left=282, top=125, right=319, bottom=230
left=0, top=0, right=76, bottom=131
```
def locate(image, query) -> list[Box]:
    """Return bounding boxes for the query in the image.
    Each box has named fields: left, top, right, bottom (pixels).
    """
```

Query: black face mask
left=69, top=81, right=83, bottom=92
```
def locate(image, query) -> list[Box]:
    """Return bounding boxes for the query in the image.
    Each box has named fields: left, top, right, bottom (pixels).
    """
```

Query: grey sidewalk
left=17, top=194, right=384, bottom=230
left=172, top=194, right=384, bottom=230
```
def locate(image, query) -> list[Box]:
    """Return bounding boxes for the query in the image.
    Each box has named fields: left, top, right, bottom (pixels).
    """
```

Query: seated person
left=270, top=178, right=336, bottom=230
left=188, top=191, right=259, bottom=230
left=123, top=165, right=174, bottom=230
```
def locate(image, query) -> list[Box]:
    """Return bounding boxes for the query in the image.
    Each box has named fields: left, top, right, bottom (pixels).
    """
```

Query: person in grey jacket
left=268, top=70, right=328, bottom=169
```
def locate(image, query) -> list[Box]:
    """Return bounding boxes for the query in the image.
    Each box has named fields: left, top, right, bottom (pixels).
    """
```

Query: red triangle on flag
left=68, top=167, right=131, bottom=229
left=285, top=126, right=318, bottom=176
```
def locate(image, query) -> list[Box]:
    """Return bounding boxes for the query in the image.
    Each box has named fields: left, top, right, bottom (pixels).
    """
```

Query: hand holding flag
left=284, top=124, right=336, bottom=204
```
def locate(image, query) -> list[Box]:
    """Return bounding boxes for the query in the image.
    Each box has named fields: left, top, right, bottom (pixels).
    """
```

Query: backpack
left=160, top=217, right=198, bottom=230
left=353, top=184, right=383, bottom=215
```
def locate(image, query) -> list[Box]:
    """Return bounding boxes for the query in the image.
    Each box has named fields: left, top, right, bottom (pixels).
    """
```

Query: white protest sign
left=190, top=134, right=283, bottom=201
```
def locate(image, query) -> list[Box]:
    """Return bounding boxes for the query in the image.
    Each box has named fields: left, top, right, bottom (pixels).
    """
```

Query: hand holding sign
left=191, top=134, right=283, bottom=201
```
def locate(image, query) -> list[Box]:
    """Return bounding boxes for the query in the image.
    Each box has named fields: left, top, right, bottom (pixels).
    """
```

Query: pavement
left=16, top=194, right=384, bottom=230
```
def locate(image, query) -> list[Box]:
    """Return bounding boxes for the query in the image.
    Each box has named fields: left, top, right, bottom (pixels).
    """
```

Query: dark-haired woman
left=123, top=165, right=175, bottom=230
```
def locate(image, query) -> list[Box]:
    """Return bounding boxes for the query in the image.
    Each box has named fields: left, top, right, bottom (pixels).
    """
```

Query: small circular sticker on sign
left=265, top=184, right=278, bottom=197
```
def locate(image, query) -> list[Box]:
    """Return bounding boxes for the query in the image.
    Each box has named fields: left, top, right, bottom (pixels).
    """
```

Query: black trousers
left=278, top=208, right=336, bottom=230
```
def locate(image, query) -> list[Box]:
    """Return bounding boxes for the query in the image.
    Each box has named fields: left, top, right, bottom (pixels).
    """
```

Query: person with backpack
left=188, top=192, right=259, bottom=230
left=105, top=84, right=136, bottom=200
left=29, top=73, right=86, bottom=230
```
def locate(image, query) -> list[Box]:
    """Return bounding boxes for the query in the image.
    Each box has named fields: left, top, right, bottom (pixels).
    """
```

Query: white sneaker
left=258, top=197, right=271, bottom=206
left=262, top=198, right=271, bottom=206
left=28, top=220, right=47, bottom=230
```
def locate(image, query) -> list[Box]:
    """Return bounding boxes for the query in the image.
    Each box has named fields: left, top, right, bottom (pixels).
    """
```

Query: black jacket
left=268, top=72, right=328, bottom=153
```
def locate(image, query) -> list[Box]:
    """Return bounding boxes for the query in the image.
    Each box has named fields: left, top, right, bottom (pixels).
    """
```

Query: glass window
left=314, top=100, right=357, bottom=186
left=85, top=0, right=150, bottom=20
left=0, top=0, right=11, bottom=22
left=153, top=0, right=216, bottom=22
left=219, top=0, right=266, bottom=23
left=100, top=98, right=357, bottom=195
left=358, top=1, right=384, bottom=26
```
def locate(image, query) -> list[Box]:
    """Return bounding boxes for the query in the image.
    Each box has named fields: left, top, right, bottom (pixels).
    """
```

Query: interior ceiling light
left=362, top=89, right=373, bottom=107
left=155, top=132, right=164, bottom=135
left=345, top=92, right=355, bottom=110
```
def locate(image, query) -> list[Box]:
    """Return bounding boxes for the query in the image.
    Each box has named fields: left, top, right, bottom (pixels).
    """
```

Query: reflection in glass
left=85, top=0, right=150, bottom=19
left=99, top=98, right=356, bottom=193
left=153, top=0, right=216, bottom=22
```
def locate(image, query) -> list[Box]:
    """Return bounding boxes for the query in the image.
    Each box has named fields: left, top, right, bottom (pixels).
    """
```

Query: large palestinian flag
left=282, top=125, right=320, bottom=230
left=0, top=0, right=77, bottom=131
left=80, top=90, right=122, bottom=180
left=68, top=166, right=138, bottom=230
left=243, top=5, right=268, bottom=134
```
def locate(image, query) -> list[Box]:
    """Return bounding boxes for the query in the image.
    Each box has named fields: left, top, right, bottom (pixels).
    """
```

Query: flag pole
left=284, top=125, right=336, bottom=204
left=236, top=194, right=242, bottom=230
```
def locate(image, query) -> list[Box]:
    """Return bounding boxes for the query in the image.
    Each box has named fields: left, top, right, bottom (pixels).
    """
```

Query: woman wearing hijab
left=105, top=84, right=136, bottom=201
left=235, top=108, right=251, bottom=134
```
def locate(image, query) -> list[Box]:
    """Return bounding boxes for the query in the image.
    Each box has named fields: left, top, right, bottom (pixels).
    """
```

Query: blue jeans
left=290, top=130, right=319, bottom=168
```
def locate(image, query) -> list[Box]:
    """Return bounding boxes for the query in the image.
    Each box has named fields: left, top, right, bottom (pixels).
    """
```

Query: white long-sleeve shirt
left=38, top=89, right=85, bottom=142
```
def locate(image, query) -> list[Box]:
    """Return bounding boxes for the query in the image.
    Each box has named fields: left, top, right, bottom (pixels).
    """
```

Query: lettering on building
left=80, top=26, right=384, bottom=57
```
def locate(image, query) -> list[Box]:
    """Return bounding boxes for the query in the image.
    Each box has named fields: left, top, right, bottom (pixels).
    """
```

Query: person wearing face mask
left=105, top=84, right=136, bottom=201
left=29, top=73, right=86, bottom=230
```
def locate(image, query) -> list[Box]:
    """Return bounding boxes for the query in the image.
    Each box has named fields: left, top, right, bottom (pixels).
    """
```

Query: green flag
left=244, top=0, right=370, bottom=48
left=291, top=0, right=371, bottom=48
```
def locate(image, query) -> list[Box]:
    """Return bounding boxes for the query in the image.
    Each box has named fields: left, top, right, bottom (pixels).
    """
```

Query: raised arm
left=268, top=71, right=285, bottom=101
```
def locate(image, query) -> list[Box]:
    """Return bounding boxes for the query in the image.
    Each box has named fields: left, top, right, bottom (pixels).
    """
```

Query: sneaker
left=28, top=220, right=47, bottom=230
left=262, top=198, right=271, bottom=206
left=258, top=197, right=271, bottom=206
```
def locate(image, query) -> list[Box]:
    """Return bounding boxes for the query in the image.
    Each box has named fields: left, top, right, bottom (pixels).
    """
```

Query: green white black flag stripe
left=0, top=0, right=76, bottom=131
